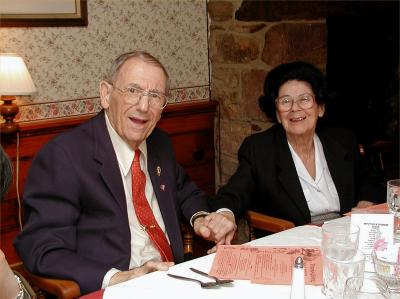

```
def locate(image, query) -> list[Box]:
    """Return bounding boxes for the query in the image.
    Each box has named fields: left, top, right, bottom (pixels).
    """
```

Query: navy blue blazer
left=210, top=124, right=384, bottom=226
left=14, top=111, right=209, bottom=294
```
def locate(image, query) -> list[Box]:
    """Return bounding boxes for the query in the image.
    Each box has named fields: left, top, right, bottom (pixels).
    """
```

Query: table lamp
left=0, top=53, right=36, bottom=134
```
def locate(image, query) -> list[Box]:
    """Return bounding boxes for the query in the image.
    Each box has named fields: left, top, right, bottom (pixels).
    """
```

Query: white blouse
left=288, top=135, right=340, bottom=217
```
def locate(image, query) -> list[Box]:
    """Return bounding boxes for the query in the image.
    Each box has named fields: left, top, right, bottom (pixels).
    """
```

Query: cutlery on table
left=189, top=267, right=234, bottom=285
left=167, top=273, right=219, bottom=288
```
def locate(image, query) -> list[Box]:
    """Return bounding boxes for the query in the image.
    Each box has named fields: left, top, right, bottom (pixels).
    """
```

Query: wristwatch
left=190, top=211, right=210, bottom=226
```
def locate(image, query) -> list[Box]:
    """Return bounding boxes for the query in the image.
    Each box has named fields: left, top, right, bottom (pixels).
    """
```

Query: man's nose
left=137, top=94, right=150, bottom=111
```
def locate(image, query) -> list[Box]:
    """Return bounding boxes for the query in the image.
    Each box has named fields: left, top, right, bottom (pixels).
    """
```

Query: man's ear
left=99, top=81, right=111, bottom=109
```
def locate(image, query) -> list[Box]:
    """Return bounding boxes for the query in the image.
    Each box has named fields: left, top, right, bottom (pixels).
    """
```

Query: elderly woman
left=211, top=61, right=381, bottom=226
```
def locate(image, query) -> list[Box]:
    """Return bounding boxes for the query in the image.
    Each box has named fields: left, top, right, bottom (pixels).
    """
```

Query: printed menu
left=351, top=213, right=394, bottom=271
left=209, top=245, right=322, bottom=285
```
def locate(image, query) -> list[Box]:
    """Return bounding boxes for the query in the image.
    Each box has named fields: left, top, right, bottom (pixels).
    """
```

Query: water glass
left=322, top=250, right=365, bottom=299
left=372, top=250, right=400, bottom=290
left=343, top=276, right=390, bottom=299
left=387, top=179, right=400, bottom=240
left=322, top=221, right=360, bottom=260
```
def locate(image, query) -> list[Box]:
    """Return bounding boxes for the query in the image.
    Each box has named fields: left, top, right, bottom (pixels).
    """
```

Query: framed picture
left=0, top=0, right=88, bottom=27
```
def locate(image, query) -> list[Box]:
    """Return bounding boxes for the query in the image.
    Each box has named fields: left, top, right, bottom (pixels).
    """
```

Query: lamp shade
left=0, top=53, right=36, bottom=96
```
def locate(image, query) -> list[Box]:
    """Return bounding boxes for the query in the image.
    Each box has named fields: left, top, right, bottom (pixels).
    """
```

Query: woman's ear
left=276, top=111, right=282, bottom=123
left=99, top=81, right=111, bottom=109
left=318, top=103, right=325, bottom=117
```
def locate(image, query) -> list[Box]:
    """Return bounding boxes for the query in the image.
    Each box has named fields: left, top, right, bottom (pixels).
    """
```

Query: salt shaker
left=290, top=256, right=305, bottom=299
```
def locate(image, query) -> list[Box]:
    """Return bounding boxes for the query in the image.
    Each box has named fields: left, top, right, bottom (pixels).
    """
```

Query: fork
left=167, top=273, right=219, bottom=288
left=189, top=267, right=234, bottom=285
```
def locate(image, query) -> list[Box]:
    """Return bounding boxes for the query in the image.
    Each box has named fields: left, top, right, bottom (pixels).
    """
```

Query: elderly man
left=15, top=51, right=236, bottom=294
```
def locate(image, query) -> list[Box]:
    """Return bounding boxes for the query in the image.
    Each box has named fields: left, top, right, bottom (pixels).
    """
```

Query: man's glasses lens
left=111, top=83, right=167, bottom=109
left=126, top=87, right=166, bottom=108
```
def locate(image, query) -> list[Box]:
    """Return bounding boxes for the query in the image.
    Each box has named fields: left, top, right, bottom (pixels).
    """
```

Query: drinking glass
left=387, top=179, right=400, bottom=240
left=372, top=250, right=400, bottom=290
left=343, top=276, right=390, bottom=299
left=321, top=221, right=360, bottom=260
left=322, top=250, right=365, bottom=299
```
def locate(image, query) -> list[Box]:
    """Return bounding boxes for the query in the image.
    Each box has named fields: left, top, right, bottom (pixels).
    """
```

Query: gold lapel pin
left=160, top=184, right=165, bottom=191
left=156, top=166, right=161, bottom=177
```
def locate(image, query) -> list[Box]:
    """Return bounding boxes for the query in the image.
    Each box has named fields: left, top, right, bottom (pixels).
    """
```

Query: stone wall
left=208, top=0, right=327, bottom=187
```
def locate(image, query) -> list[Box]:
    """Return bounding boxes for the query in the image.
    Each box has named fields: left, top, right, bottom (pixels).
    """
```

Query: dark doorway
left=325, top=6, right=399, bottom=180
left=235, top=0, right=399, bottom=179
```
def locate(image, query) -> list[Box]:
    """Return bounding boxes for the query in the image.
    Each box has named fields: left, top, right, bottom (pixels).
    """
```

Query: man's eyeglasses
left=109, top=83, right=168, bottom=110
left=275, top=93, right=315, bottom=112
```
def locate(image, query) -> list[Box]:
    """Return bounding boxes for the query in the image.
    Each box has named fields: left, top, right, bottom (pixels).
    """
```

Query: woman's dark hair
left=258, top=61, right=327, bottom=122
left=0, top=145, right=13, bottom=199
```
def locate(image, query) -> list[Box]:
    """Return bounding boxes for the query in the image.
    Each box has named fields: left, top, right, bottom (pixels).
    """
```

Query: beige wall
left=0, top=0, right=209, bottom=121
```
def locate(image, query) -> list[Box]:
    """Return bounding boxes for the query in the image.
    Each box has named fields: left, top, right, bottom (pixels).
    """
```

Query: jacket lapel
left=318, top=130, right=354, bottom=213
left=146, top=133, right=183, bottom=261
left=275, top=127, right=311, bottom=222
left=92, top=111, right=127, bottom=212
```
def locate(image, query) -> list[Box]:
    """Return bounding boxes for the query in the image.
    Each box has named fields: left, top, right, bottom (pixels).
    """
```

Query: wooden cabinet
left=0, top=101, right=217, bottom=265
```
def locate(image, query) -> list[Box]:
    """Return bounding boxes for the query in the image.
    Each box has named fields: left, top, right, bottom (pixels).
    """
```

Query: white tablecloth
left=104, top=225, right=326, bottom=299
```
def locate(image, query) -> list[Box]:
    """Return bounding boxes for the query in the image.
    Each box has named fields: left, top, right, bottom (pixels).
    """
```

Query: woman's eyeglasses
left=275, top=93, right=315, bottom=112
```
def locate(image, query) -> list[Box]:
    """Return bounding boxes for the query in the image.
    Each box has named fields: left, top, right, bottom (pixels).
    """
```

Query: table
left=98, top=225, right=326, bottom=299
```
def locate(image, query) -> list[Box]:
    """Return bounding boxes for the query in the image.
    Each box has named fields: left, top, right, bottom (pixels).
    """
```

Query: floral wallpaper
left=0, top=0, right=209, bottom=121
left=17, top=85, right=210, bottom=122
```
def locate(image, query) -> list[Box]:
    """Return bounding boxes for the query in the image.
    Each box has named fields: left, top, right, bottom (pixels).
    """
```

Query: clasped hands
left=109, top=212, right=236, bottom=287
left=193, top=211, right=237, bottom=254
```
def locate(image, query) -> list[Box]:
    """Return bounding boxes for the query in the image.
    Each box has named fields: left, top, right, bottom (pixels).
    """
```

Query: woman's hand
left=193, top=212, right=237, bottom=254
left=355, top=200, right=375, bottom=209
left=0, top=249, right=20, bottom=299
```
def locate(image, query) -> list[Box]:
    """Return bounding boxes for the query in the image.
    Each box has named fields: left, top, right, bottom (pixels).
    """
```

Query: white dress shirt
left=288, top=135, right=340, bottom=217
left=102, top=114, right=169, bottom=288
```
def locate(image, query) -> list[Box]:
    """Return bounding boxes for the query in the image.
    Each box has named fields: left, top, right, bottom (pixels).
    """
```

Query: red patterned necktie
left=131, top=149, right=174, bottom=262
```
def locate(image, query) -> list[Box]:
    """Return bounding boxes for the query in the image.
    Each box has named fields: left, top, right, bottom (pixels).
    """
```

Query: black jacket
left=211, top=124, right=384, bottom=226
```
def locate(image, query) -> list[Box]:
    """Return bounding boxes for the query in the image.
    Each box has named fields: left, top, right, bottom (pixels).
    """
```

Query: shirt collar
left=104, top=113, right=148, bottom=176
left=314, top=134, right=325, bottom=183
left=288, top=134, right=325, bottom=185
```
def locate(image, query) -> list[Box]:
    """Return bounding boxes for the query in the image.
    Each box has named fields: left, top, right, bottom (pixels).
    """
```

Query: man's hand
left=193, top=211, right=236, bottom=254
left=109, top=260, right=174, bottom=286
